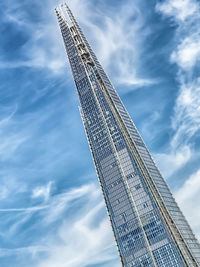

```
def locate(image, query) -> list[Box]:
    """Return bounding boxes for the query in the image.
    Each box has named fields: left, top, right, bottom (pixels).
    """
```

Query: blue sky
left=0, top=0, right=200, bottom=266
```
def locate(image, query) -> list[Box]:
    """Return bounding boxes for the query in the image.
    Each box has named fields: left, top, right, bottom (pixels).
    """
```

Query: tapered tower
left=55, top=4, right=200, bottom=266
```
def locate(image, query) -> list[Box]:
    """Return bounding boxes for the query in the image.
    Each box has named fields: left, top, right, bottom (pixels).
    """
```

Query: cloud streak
left=0, top=206, right=48, bottom=212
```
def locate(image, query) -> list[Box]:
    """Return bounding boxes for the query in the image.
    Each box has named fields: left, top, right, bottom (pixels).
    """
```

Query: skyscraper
left=55, top=4, right=200, bottom=266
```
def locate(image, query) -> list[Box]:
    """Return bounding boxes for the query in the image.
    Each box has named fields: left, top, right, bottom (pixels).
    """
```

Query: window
left=120, top=212, right=126, bottom=222
left=135, top=184, right=141, bottom=190
left=143, top=202, right=148, bottom=208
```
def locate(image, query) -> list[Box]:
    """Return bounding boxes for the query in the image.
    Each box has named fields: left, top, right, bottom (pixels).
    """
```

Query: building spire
left=55, top=4, right=200, bottom=266
left=63, top=2, right=79, bottom=26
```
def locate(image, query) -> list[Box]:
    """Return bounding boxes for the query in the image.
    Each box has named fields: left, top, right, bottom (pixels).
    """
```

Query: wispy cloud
left=0, top=206, right=48, bottom=212
left=171, top=77, right=200, bottom=148
left=0, top=0, right=67, bottom=74
left=156, top=0, right=199, bottom=22
left=67, top=0, right=156, bottom=87
left=0, top=134, right=27, bottom=161
left=171, top=36, right=200, bottom=70
left=156, top=0, right=200, bottom=146
left=154, top=145, right=191, bottom=178
left=37, top=183, right=119, bottom=267
left=0, top=183, right=119, bottom=267
left=0, top=0, right=157, bottom=86
left=42, top=183, right=96, bottom=223
left=154, top=0, right=200, bottom=177
left=32, top=181, right=53, bottom=202
left=0, top=106, right=27, bottom=161
left=0, top=245, right=48, bottom=257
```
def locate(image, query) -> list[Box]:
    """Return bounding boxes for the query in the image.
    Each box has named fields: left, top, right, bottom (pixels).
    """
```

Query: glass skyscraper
left=55, top=4, right=200, bottom=266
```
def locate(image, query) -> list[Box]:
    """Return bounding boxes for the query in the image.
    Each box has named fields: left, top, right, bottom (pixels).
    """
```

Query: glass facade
left=55, top=4, right=200, bottom=267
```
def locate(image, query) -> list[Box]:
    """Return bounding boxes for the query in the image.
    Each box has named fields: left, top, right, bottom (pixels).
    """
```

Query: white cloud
left=0, top=246, right=48, bottom=257
left=154, top=145, right=191, bottom=178
left=171, top=35, right=200, bottom=69
left=39, top=203, right=117, bottom=267
left=0, top=206, right=48, bottom=212
left=43, top=183, right=97, bottom=223
left=154, top=0, right=200, bottom=178
left=156, top=0, right=199, bottom=22
left=32, top=181, right=53, bottom=202
left=39, top=202, right=118, bottom=266
left=0, top=0, right=156, bottom=87
left=35, top=183, right=119, bottom=267
left=175, top=169, right=200, bottom=240
left=0, top=182, right=120, bottom=267
left=156, top=0, right=200, bottom=146
left=171, top=77, right=200, bottom=148
left=0, top=1, right=67, bottom=74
